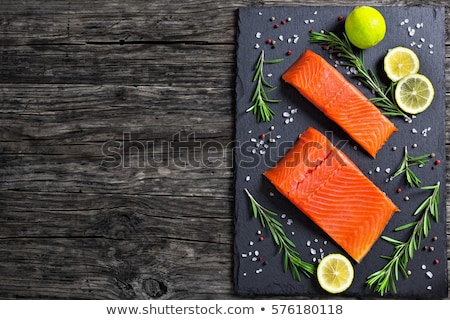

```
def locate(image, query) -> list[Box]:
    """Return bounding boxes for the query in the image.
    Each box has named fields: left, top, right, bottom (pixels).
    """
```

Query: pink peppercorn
left=266, top=39, right=272, bottom=44
left=287, top=50, right=292, bottom=56
left=274, top=23, right=280, bottom=28
left=397, top=188, right=402, bottom=193
left=281, top=19, right=286, bottom=25
left=260, top=133, right=265, bottom=139
left=435, top=159, right=441, bottom=165
left=259, top=236, right=264, bottom=241
left=434, top=259, right=440, bottom=264
left=338, top=15, right=344, bottom=21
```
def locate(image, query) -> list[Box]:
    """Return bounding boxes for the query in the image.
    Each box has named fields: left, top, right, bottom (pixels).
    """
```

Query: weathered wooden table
left=0, top=0, right=449, bottom=299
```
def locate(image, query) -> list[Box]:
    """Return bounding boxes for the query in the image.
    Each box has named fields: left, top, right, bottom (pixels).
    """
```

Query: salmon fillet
left=282, top=49, right=397, bottom=158
left=264, top=127, right=399, bottom=262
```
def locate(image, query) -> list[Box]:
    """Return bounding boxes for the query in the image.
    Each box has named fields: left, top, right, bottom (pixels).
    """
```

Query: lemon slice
left=317, top=254, right=354, bottom=294
left=384, top=47, right=420, bottom=82
left=395, top=73, right=434, bottom=114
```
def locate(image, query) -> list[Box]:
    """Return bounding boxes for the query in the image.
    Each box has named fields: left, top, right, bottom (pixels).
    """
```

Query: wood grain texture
left=0, top=0, right=449, bottom=299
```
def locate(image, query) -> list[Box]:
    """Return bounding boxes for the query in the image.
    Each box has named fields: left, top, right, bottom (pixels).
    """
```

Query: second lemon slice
left=317, top=254, right=354, bottom=294
left=384, top=47, right=420, bottom=82
left=395, top=73, right=434, bottom=114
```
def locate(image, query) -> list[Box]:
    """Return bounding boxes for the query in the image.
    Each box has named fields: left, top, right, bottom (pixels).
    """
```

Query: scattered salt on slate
left=235, top=6, right=446, bottom=298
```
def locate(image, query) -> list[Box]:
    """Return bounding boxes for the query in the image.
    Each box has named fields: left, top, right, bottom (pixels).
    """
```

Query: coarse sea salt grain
left=256, top=32, right=261, bottom=38
left=310, top=248, right=317, bottom=255
left=245, top=176, right=251, bottom=182
left=426, top=271, right=433, bottom=279
left=422, top=264, right=426, bottom=270
left=306, top=240, right=311, bottom=246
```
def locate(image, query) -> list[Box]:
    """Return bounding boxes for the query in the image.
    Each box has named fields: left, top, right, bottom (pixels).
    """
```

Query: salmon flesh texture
left=263, top=127, right=399, bottom=263
left=282, top=49, right=397, bottom=158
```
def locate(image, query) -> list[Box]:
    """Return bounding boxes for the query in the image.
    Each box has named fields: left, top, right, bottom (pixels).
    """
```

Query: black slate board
left=234, top=6, right=447, bottom=298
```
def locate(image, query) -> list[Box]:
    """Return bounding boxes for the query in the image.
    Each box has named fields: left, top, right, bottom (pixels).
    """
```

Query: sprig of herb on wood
left=309, top=30, right=410, bottom=120
left=246, top=50, right=283, bottom=122
left=244, top=188, right=316, bottom=281
left=390, top=146, right=431, bottom=187
left=366, top=181, right=440, bottom=296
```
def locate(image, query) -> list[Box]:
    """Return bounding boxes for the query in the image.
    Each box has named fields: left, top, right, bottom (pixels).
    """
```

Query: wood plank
left=0, top=44, right=235, bottom=85
left=1, top=0, right=450, bottom=45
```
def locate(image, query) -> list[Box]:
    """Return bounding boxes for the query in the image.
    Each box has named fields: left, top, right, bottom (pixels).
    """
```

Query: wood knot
left=143, top=278, right=167, bottom=298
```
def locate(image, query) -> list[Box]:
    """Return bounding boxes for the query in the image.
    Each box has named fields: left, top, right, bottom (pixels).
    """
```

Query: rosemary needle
left=390, top=146, right=431, bottom=187
left=246, top=50, right=283, bottom=122
left=244, top=188, right=315, bottom=281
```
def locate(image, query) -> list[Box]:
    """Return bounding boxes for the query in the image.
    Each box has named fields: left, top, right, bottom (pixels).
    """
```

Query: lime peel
left=345, top=6, right=386, bottom=49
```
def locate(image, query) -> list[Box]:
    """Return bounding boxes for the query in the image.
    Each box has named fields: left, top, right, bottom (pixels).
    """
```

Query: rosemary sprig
left=244, top=188, right=316, bottom=281
left=246, top=50, right=283, bottom=122
left=309, top=30, right=410, bottom=120
left=366, top=181, right=440, bottom=296
left=390, top=146, right=431, bottom=187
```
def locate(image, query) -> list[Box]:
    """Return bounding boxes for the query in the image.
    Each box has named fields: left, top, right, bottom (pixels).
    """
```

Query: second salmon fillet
left=264, top=127, right=399, bottom=262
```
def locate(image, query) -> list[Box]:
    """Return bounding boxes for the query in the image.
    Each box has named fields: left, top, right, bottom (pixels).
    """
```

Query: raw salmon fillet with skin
left=282, top=49, right=397, bottom=158
left=264, top=127, right=399, bottom=262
